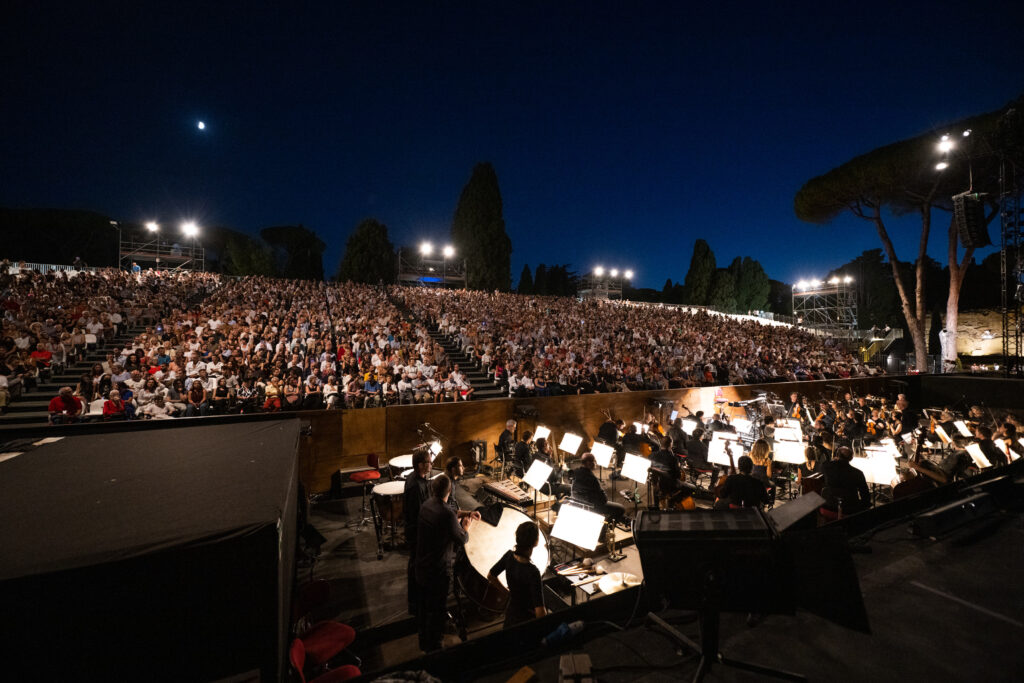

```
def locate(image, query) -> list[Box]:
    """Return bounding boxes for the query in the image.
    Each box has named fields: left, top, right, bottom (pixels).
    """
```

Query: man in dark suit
left=415, top=474, right=473, bottom=652
left=650, top=436, right=692, bottom=507
left=685, top=427, right=718, bottom=489
left=821, top=446, right=871, bottom=514
left=404, top=449, right=431, bottom=614
left=512, top=430, right=534, bottom=477
left=571, top=453, right=624, bottom=524
left=498, top=419, right=517, bottom=463
left=667, top=418, right=688, bottom=454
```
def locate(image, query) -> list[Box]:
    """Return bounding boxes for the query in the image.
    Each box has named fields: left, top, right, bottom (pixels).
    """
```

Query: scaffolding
left=1000, top=158, right=1023, bottom=376
left=791, top=277, right=858, bottom=330
left=396, top=247, right=466, bottom=288
left=577, top=272, right=624, bottom=300
left=118, top=231, right=204, bottom=272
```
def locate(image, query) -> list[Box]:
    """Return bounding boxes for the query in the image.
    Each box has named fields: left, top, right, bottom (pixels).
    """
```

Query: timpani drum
left=371, top=480, right=405, bottom=559
left=458, top=505, right=549, bottom=612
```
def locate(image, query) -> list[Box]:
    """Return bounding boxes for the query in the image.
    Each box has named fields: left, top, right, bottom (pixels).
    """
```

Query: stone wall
left=925, top=309, right=1003, bottom=357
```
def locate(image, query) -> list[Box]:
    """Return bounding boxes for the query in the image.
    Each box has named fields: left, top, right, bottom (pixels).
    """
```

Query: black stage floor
left=310, top=480, right=1023, bottom=682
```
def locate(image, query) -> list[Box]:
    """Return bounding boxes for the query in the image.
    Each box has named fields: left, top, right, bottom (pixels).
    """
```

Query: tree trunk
left=872, top=210, right=929, bottom=371
left=945, top=216, right=975, bottom=371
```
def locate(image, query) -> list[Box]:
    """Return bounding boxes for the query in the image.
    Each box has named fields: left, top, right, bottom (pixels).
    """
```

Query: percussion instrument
left=371, top=480, right=405, bottom=558
left=483, top=478, right=532, bottom=506
left=458, top=505, right=549, bottom=612
left=598, top=572, right=641, bottom=594
left=389, top=453, right=414, bottom=471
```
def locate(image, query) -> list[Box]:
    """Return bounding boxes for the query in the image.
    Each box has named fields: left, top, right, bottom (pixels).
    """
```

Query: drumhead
left=373, top=481, right=405, bottom=495
left=390, top=454, right=414, bottom=469
left=464, top=506, right=549, bottom=588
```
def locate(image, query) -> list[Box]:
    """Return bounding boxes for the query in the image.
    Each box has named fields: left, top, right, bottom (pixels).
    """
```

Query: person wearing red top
left=102, top=390, right=128, bottom=421
left=48, top=387, right=83, bottom=425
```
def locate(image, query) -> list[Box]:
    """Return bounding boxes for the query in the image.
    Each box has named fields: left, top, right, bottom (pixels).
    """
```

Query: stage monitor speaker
left=910, top=492, right=996, bottom=538
left=953, top=192, right=990, bottom=248
left=768, top=491, right=825, bottom=533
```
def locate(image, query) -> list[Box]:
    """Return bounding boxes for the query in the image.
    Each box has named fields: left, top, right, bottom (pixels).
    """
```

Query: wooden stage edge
left=295, top=374, right=1022, bottom=493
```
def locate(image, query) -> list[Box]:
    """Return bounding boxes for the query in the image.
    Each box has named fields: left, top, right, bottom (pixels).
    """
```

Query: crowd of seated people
left=395, top=287, right=877, bottom=397
left=4, top=260, right=882, bottom=424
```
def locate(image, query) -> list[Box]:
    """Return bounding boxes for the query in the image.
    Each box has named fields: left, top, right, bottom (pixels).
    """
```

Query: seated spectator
left=102, top=389, right=128, bottom=421
left=48, top=386, right=83, bottom=425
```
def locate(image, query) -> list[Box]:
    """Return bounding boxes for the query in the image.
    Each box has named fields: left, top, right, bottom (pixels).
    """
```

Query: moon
left=197, top=121, right=206, bottom=130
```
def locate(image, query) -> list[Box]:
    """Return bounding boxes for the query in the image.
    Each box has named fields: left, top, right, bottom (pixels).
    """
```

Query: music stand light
left=558, top=432, right=583, bottom=457
left=621, top=452, right=651, bottom=484
left=523, top=458, right=554, bottom=519
left=670, top=410, right=678, bottom=421
left=965, top=443, right=991, bottom=469
left=773, top=440, right=806, bottom=465
left=534, top=425, right=551, bottom=441
left=590, top=442, right=614, bottom=468
left=551, top=503, right=604, bottom=551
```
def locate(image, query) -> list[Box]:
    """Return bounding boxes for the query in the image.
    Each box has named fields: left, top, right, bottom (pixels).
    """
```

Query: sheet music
left=965, top=443, right=991, bottom=469
left=953, top=420, right=972, bottom=437
left=773, top=440, right=806, bottom=464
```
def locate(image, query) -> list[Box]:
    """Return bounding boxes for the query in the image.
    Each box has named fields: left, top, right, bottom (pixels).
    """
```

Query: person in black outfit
left=404, top=449, right=431, bottom=614
left=716, top=456, right=770, bottom=509
left=685, top=427, right=719, bottom=489
left=415, top=474, right=473, bottom=652
left=650, top=436, right=692, bottom=507
left=571, top=453, right=625, bottom=524
left=614, top=423, right=645, bottom=478
left=821, top=446, right=871, bottom=515
left=486, top=521, right=547, bottom=627
left=444, top=456, right=483, bottom=522
left=598, top=417, right=625, bottom=474
left=533, top=437, right=571, bottom=498
left=667, top=418, right=688, bottom=454
left=512, top=430, right=534, bottom=478
left=498, top=419, right=517, bottom=468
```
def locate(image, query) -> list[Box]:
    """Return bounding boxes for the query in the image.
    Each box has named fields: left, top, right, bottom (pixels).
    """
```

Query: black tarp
left=0, top=420, right=299, bottom=682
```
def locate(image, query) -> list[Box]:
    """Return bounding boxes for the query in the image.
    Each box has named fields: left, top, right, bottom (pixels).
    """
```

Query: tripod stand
left=646, top=570, right=806, bottom=683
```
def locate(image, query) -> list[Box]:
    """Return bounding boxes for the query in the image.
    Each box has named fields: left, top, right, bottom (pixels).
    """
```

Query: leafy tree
left=707, top=267, right=737, bottom=312
left=450, top=162, right=513, bottom=290
left=827, top=249, right=901, bottom=328
left=545, top=264, right=579, bottom=296
left=533, top=263, right=549, bottom=295
left=795, top=95, right=1022, bottom=368
left=260, top=224, right=326, bottom=280
left=681, top=239, right=716, bottom=305
left=335, top=218, right=396, bottom=284
left=767, top=279, right=793, bottom=316
left=222, top=231, right=275, bottom=276
left=732, top=257, right=770, bottom=312
left=517, top=264, right=534, bottom=294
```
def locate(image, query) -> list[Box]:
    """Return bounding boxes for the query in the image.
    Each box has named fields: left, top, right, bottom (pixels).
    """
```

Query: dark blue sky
left=3, top=2, right=1021, bottom=288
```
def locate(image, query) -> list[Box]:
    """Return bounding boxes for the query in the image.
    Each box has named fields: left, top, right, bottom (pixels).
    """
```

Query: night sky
left=3, top=2, right=1021, bottom=288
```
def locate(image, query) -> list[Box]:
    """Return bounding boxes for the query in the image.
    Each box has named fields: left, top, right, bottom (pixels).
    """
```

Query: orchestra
left=389, top=386, right=1020, bottom=653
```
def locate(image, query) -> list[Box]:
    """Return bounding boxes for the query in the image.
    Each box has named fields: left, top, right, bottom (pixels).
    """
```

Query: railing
left=5, top=262, right=98, bottom=275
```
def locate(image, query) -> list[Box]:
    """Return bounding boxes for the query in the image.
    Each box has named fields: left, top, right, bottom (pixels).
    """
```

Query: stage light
left=962, top=129, right=971, bottom=137
left=610, top=268, right=619, bottom=277
left=936, top=161, right=949, bottom=171
left=844, top=276, right=853, bottom=283
left=829, top=277, right=840, bottom=285
left=181, top=222, right=199, bottom=237
left=442, top=245, right=454, bottom=258
left=420, top=242, right=433, bottom=256
left=534, top=425, right=551, bottom=441
left=430, top=440, right=442, bottom=456
left=938, top=138, right=954, bottom=153
left=594, top=266, right=605, bottom=277
left=145, top=221, right=159, bottom=232
left=197, top=121, right=206, bottom=130
left=981, top=330, right=994, bottom=340
left=624, top=270, right=633, bottom=279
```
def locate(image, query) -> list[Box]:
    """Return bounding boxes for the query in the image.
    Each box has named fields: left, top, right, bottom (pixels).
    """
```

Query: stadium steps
left=1, top=325, right=148, bottom=425
left=427, top=329, right=505, bottom=400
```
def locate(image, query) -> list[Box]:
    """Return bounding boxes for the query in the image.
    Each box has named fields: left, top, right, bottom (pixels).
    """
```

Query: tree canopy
left=681, top=239, right=715, bottom=304
left=261, top=224, right=326, bottom=280
left=517, top=264, right=534, bottom=294
left=450, top=162, right=513, bottom=291
left=335, top=218, right=396, bottom=284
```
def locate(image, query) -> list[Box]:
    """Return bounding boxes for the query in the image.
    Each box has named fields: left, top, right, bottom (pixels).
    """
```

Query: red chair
left=297, top=621, right=356, bottom=668
left=290, top=638, right=360, bottom=683
left=349, top=454, right=382, bottom=528
left=818, top=506, right=841, bottom=522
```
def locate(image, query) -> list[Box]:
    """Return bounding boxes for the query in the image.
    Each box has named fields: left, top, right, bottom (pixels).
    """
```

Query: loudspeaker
left=767, top=491, right=825, bottom=533
left=953, top=192, right=990, bottom=248
left=910, top=492, right=996, bottom=538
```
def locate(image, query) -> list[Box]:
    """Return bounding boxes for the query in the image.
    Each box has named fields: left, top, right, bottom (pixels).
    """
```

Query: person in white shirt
left=397, top=373, right=414, bottom=404
left=139, top=395, right=175, bottom=419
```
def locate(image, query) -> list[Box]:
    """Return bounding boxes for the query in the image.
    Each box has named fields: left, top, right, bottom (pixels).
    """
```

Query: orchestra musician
left=685, top=427, right=719, bottom=489
left=414, top=474, right=474, bottom=652
left=444, top=456, right=483, bottom=524
left=715, top=455, right=770, bottom=509
left=785, top=392, right=803, bottom=421
left=486, top=521, right=547, bottom=627
left=821, top=446, right=870, bottom=515
left=498, top=419, right=517, bottom=465
left=404, top=448, right=432, bottom=615
left=650, top=436, right=693, bottom=508
left=667, top=417, right=688, bottom=454
left=571, top=453, right=625, bottom=524
left=512, top=430, right=535, bottom=478
left=534, top=438, right=571, bottom=497
left=975, top=425, right=1007, bottom=468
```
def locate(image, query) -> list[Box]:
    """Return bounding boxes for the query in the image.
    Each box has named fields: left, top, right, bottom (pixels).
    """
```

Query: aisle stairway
left=1, top=324, right=149, bottom=428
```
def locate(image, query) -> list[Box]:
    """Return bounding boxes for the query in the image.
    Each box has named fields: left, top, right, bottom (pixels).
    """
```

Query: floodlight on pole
left=610, top=268, right=619, bottom=277
left=962, top=129, right=971, bottom=137
left=145, top=221, right=159, bottom=233
left=594, top=266, right=605, bottom=277
left=829, top=277, right=840, bottom=285
left=420, top=242, right=433, bottom=256
left=443, top=245, right=455, bottom=258
left=935, top=161, right=949, bottom=171
left=624, top=269, right=633, bottom=279
left=844, top=276, right=853, bottom=284
left=181, top=222, right=199, bottom=238
left=938, top=138, right=954, bottom=153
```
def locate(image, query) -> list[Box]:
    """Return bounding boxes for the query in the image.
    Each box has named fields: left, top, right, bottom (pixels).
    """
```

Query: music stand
left=953, top=420, right=973, bottom=437
left=965, top=443, right=992, bottom=469
left=681, top=419, right=698, bottom=435
left=523, top=458, right=554, bottom=521
left=559, top=432, right=583, bottom=459
left=550, top=502, right=604, bottom=551
left=773, top=440, right=806, bottom=465
left=590, top=442, right=614, bottom=481
left=534, top=425, right=551, bottom=441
